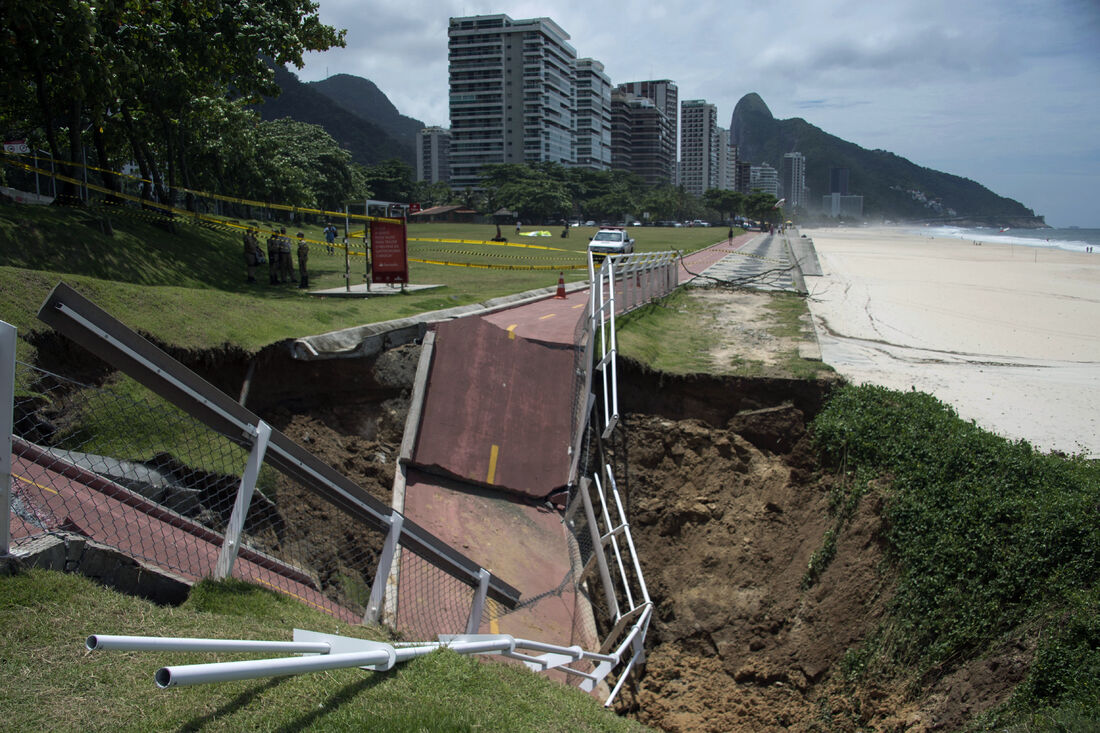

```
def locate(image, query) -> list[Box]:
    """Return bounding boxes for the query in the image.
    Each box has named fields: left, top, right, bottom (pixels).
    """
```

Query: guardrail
left=5, top=284, right=519, bottom=635
left=561, top=249, right=678, bottom=704
left=6, top=248, right=679, bottom=704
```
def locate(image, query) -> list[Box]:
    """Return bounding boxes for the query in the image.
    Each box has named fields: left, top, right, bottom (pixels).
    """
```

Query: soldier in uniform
left=278, top=227, right=293, bottom=283
left=243, top=228, right=260, bottom=283
left=266, top=228, right=279, bottom=285
left=296, top=232, right=310, bottom=289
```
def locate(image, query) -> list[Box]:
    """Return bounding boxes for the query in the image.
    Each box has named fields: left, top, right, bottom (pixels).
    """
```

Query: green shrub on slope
left=812, top=384, right=1100, bottom=721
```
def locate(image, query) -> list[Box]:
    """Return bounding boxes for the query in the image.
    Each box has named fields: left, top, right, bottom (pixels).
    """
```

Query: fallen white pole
left=86, top=634, right=331, bottom=655
left=152, top=634, right=516, bottom=688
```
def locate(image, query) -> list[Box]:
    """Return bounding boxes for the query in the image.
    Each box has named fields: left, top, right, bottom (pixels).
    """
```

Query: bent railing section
left=7, top=283, right=519, bottom=632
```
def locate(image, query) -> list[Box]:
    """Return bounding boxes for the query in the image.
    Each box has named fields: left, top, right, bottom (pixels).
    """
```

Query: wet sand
left=802, top=226, right=1100, bottom=457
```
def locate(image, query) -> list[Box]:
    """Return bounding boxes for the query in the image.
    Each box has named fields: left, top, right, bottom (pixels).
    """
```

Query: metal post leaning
left=363, top=509, right=403, bottom=624
left=466, top=567, right=491, bottom=635
left=214, top=420, right=272, bottom=580
left=1, top=320, right=15, bottom=557
left=579, top=477, right=620, bottom=622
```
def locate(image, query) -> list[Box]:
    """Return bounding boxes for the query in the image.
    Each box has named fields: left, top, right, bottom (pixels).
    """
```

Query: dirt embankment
left=615, top=403, right=889, bottom=731
left=611, top=370, right=1027, bottom=732
left=25, top=328, right=1024, bottom=730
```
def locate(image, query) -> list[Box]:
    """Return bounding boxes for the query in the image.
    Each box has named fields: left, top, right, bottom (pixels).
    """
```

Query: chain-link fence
left=4, top=289, right=519, bottom=637
left=10, top=360, right=372, bottom=623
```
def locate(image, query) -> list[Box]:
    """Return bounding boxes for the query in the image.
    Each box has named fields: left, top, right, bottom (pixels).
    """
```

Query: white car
left=588, top=227, right=634, bottom=257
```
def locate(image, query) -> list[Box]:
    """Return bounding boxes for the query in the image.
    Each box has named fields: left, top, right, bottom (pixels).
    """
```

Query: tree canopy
left=1, top=0, right=348, bottom=209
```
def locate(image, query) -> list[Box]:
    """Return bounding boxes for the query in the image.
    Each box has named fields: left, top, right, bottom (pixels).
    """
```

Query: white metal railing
left=558, top=250, right=676, bottom=704
left=84, top=626, right=637, bottom=693
left=1, top=320, right=14, bottom=557
left=586, top=251, right=678, bottom=440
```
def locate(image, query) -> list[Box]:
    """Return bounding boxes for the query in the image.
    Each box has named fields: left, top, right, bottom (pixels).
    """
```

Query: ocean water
left=915, top=226, right=1100, bottom=253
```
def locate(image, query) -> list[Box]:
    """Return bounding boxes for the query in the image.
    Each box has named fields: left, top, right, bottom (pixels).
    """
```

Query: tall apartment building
left=735, top=160, right=752, bottom=193
left=717, top=128, right=737, bottom=191
left=574, top=58, right=612, bottom=170
left=447, top=14, right=577, bottom=190
left=680, top=100, right=719, bottom=196
left=749, top=163, right=779, bottom=197
left=781, top=152, right=807, bottom=208
left=829, top=167, right=850, bottom=195
left=610, top=90, right=675, bottom=187
left=616, top=79, right=678, bottom=185
left=416, top=127, right=451, bottom=184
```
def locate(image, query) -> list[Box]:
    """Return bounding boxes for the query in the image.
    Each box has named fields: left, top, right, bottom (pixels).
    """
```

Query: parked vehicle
left=587, top=226, right=635, bottom=257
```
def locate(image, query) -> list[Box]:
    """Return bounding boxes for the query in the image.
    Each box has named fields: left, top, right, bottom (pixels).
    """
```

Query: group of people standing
left=242, top=226, right=311, bottom=289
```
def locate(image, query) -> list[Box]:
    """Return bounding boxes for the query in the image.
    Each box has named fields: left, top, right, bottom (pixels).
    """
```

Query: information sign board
left=369, top=220, right=408, bottom=284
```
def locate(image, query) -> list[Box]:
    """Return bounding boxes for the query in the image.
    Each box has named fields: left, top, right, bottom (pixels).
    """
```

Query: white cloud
left=296, top=0, right=1100, bottom=226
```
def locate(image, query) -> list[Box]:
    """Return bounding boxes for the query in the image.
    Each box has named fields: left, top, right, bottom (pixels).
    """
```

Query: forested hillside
left=309, top=74, right=425, bottom=150
left=731, top=93, right=1042, bottom=224
left=256, top=65, right=415, bottom=167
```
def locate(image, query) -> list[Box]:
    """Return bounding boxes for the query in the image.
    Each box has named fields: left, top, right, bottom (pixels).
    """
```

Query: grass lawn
left=616, top=288, right=831, bottom=379
left=0, top=570, right=649, bottom=732
left=0, top=200, right=728, bottom=361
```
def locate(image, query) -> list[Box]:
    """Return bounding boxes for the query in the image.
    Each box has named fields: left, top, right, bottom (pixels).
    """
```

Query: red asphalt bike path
left=4, top=234, right=757, bottom=648
left=398, top=234, right=756, bottom=648
left=9, top=450, right=357, bottom=622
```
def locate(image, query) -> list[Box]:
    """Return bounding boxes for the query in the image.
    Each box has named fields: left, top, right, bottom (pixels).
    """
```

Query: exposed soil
left=690, top=288, right=809, bottom=374
left=22, top=289, right=1027, bottom=730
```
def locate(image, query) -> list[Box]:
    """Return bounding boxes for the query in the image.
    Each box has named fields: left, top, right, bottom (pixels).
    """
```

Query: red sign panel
left=370, top=220, right=409, bottom=284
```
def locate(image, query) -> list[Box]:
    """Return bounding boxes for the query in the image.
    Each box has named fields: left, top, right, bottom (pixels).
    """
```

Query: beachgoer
left=297, top=232, right=309, bottom=289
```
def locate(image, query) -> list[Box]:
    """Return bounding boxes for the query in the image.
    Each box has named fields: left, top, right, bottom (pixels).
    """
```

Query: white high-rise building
left=782, top=152, right=807, bottom=208
left=717, top=127, right=737, bottom=191
left=574, top=58, right=612, bottom=170
left=680, top=100, right=719, bottom=196
left=416, top=127, right=451, bottom=184
left=750, top=163, right=779, bottom=197
left=447, top=14, right=577, bottom=190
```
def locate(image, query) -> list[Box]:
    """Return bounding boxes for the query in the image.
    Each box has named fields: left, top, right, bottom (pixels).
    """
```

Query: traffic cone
left=555, top=272, right=566, bottom=299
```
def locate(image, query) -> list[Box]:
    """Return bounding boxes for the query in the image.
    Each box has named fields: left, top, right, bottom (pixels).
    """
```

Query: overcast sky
left=296, top=0, right=1100, bottom=227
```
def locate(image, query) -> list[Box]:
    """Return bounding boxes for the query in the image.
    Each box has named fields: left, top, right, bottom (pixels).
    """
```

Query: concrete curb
left=292, top=280, right=588, bottom=360
left=11, top=532, right=191, bottom=604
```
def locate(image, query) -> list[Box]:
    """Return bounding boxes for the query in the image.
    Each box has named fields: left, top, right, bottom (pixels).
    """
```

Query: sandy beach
left=802, top=226, right=1100, bottom=458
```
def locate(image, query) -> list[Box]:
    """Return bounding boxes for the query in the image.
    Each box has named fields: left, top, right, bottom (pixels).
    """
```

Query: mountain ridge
left=730, top=93, right=1043, bottom=226
left=256, top=65, right=416, bottom=167
left=307, top=74, right=426, bottom=148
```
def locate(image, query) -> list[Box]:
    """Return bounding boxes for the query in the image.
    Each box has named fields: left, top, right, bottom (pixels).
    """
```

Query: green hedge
left=812, top=384, right=1099, bottom=721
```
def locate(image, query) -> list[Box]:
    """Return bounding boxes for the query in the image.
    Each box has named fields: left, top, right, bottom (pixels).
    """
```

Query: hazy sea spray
left=914, top=226, right=1100, bottom=253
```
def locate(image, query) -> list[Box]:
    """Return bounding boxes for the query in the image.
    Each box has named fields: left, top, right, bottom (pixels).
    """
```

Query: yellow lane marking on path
left=257, top=577, right=330, bottom=613
left=490, top=608, right=500, bottom=634
left=487, top=444, right=500, bottom=484
left=506, top=324, right=518, bottom=340
left=14, top=473, right=59, bottom=495
left=539, top=313, right=556, bottom=320
left=572, top=303, right=585, bottom=309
